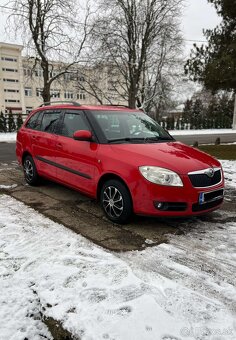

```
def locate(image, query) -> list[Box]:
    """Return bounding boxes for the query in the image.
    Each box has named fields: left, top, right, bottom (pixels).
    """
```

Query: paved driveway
left=0, top=160, right=235, bottom=251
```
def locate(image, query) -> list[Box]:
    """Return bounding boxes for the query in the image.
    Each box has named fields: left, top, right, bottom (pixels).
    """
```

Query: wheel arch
left=96, top=173, right=133, bottom=204
left=22, top=151, right=33, bottom=163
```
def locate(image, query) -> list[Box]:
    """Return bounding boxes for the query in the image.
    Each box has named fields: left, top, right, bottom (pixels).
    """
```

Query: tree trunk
left=42, top=63, right=51, bottom=103
left=128, top=81, right=137, bottom=109
left=233, top=92, right=236, bottom=130
left=128, top=93, right=136, bottom=109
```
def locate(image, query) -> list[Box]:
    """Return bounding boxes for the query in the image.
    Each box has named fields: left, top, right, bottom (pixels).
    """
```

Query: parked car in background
left=16, top=102, right=224, bottom=223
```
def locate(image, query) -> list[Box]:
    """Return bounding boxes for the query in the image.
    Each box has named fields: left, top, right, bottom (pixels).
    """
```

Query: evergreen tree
left=16, top=114, right=23, bottom=130
left=192, top=99, right=204, bottom=117
left=182, top=99, right=193, bottom=128
left=166, top=117, right=171, bottom=130
left=180, top=117, right=185, bottom=130
left=175, top=118, right=180, bottom=130
left=0, top=111, right=7, bottom=132
left=185, top=0, right=236, bottom=127
left=8, top=110, right=16, bottom=132
left=192, top=99, right=204, bottom=129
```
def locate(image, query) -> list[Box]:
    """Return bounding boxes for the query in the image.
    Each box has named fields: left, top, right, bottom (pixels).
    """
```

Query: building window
left=5, top=99, right=20, bottom=103
left=64, top=91, right=74, bottom=99
left=50, top=89, right=60, bottom=98
left=77, top=92, right=86, bottom=100
left=2, top=68, right=18, bottom=72
left=64, top=73, right=71, bottom=81
left=4, top=89, right=19, bottom=93
left=35, top=68, right=43, bottom=77
left=26, top=107, right=33, bottom=114
left=50, top=70, right=58, bottom=78
left=25, top=87, right=32, bottom=96
left=24, top=68, right=32, bottom=77
left=36, top=88, right=43, bottom=97
left=3, top=78, right=19, bottom=82
left=1, top=57, right=17, bottom=62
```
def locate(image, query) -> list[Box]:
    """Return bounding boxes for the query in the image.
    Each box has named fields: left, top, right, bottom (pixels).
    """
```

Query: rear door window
left=26, top=111, right=43, bottom=130
left=41, top=111, right=61, bottom=134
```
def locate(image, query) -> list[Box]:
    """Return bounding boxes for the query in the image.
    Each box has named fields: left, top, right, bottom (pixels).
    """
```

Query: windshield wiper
left=144, top=136, right=173, bottom=142
left=108, top=136, right=173, bottom=144
left=108, top=137, right=145, bottom=143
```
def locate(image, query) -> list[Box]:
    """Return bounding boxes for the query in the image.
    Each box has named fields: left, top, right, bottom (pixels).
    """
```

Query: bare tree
left=78, top=0, right=183, bottom=109
left=8, top=0, right=92, bottom=102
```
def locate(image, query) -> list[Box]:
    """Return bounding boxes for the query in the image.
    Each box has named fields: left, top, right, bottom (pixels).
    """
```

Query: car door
left=55, top=110, right=98, bottom=195
left=32, top=110, right=61, bottom=180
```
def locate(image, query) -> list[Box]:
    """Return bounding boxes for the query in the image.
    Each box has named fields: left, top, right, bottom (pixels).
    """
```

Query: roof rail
left=38, top=101, right=81, bottom=108
left=105, top=104, right=131, bottom=108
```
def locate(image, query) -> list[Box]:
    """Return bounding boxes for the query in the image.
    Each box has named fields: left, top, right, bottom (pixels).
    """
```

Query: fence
left=158, top=116, right=232, bottom=130
left=0, top=111, right=233, bottom=133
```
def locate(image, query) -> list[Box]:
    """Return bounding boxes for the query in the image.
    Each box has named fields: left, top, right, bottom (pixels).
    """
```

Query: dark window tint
left=61, top=112, right=89, bottom=137
left=41, top=111, right=60, bottom=133
left=26, top=111, right=43, bottom=130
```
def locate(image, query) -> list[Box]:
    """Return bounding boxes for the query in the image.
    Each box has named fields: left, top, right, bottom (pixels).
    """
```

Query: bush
left=17, top=114, right=23, bottom=130
left=8, top=111, right=16, bottom=132
left=0, top=111, right=7, bottom=132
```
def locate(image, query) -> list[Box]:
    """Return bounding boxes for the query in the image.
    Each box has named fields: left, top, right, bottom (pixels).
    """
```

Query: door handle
left=32, top=135, right=37, bottom=140
left=56, top=143, right=63, bottom=149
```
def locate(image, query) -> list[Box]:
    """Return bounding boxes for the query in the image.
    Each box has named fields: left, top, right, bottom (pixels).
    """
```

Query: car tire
left=23, top=155, right=40, bottom=186
left=100, top=179, right=132, bottom=224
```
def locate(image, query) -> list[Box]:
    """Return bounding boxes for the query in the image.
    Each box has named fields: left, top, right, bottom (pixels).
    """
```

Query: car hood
left=110, top=141, right=221, bottom=174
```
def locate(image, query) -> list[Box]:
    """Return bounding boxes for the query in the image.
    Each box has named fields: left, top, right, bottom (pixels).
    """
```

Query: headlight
left=139, top=166, right=183, bottom=187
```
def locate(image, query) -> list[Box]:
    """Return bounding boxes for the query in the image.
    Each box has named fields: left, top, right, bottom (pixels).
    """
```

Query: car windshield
left=90, top=110, right=173, bottom=143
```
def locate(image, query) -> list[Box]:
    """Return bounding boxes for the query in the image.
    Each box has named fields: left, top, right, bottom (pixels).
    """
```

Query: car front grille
left=188, top=168, right=222, bottom=188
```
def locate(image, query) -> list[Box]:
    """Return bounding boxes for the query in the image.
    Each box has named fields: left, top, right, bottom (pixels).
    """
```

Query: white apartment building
left=0, top=42, right=127, bottom=114
left=0, top=42, right=26, bottom=113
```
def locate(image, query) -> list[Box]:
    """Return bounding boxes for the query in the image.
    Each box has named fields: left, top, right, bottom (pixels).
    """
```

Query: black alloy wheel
left=23, top=155, right=40, bottom=185
left=100, top=179, right=132, bottom=224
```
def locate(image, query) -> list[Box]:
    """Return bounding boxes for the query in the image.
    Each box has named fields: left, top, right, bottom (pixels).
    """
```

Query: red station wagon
left=16, top=102, right=224, bottom=223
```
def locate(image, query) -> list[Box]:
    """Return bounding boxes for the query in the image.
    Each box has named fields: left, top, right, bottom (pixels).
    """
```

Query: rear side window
left=41, top=111, right=60, bottom=133
left=61, top=112, right=89, bottom=137
left=26, top=111, right=43, bottom=130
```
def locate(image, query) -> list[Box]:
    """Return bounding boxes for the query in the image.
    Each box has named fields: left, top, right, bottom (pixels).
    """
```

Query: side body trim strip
left=36, top=156, right=92, bottom=179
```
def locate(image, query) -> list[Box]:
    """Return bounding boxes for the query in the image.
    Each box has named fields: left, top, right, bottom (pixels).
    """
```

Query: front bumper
left=131, top=174, right=224, bottom=217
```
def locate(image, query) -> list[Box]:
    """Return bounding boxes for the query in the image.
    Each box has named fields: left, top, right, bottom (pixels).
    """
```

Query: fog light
left=155, top=202, right=168, bottom=211
left=154, top=201, right=187, bottom=212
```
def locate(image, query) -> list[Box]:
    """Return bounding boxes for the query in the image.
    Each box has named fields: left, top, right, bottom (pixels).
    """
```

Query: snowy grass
left=199, top=145, right=236, bottom=160
left=0, top=194, right=235, bottom=340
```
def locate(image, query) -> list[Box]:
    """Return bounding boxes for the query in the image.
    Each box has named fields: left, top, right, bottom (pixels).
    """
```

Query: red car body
left=16, top=104, right=224, bottom=222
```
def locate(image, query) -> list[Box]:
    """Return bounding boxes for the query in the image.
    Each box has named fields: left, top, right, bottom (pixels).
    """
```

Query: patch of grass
left=198, top=144, right=236, bottom=160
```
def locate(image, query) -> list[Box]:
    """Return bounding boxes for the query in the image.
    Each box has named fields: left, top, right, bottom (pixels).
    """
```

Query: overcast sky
left=182, top=0, right=220, bottom=55
left=0, top=0, right=221, bottom=56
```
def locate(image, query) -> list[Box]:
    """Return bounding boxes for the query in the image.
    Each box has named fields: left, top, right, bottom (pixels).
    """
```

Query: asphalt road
left=0, top=131, right=236, bottom=163
left=0, top=143, right=16, bottom=163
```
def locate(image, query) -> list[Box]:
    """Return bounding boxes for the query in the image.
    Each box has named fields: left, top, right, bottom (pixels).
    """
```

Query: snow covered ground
left=0, top=132, right=17, bottom=142
left=221, top=160, right=236, bottom=188
left=0, top=195, right=235, bottom=340
left=0, top=161, right=236, bottom=340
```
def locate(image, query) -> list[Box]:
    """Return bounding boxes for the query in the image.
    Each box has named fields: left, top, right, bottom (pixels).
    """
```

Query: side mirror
left=73, top=130, right=92, bottom=141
